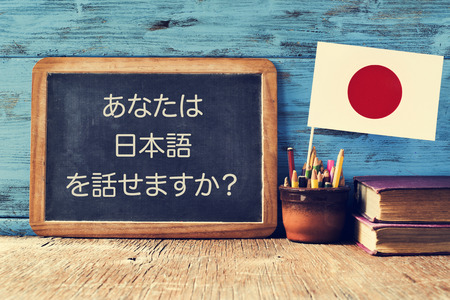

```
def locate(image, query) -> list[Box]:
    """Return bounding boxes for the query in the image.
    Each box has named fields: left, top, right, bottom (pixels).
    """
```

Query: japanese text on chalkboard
left=116, top=133, right=192, bottom=158
left=103, top=94, right=203, bottom=118
left=65, top=91, right=239, bottom=200
left=66, top=172, right=238, bottom=197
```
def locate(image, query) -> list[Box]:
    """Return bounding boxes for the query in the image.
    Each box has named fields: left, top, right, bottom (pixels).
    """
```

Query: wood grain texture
left=0, top=1, right=448, bottom=58
left=0, top=0, right=449, bottom=234
left=0, top=236, right=449, bottom=299
left=0, top=218, right=34, bottom=236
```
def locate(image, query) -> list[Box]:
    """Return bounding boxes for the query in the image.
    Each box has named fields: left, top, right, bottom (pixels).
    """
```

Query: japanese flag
left=307, top=42, right=444, bottom=141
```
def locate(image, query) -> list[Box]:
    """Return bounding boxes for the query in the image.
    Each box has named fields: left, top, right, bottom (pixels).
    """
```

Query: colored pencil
left=311, top=169, right=319, bottom=188
left=327, top=160, right=334, bottom=173
left=291, top=170, right=299, bottom=188
left=306, top=128, right=315, bottom=170
left=287, top=147, right=295, bottom=183
left=332, top=149, right=344, bottom=188
left=318, top=172, right=324, bottom=188
left=298, top=176, right=308, bottom=188
left=301, top=163, right=306, bottom=176
left=309, top=147, right=316, bottom=168
left=305, top=165, right=312, bottom=179
left=330, top=166, right=335, bottom=183
left=339, top=172, right=345, bottom=187
left=338, top=169, right=345, bottom=187
left=313, top=156, right=321, bottom=173
left=323, top=170, right=330, bottom=183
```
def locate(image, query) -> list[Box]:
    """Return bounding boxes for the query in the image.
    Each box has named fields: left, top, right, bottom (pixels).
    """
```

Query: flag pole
left=306, top=127, right=314, bottom=168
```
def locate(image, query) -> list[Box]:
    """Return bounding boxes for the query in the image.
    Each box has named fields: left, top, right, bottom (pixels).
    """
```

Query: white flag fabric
left=307, top=42, right=444, bottom=141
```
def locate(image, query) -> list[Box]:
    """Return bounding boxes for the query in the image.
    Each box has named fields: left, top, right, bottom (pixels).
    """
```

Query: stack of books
left=353, top=176, right=450, bottom=255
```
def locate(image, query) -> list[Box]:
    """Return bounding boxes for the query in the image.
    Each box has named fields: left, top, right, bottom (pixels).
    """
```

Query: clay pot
left=279, top=186, right=350, bottom=243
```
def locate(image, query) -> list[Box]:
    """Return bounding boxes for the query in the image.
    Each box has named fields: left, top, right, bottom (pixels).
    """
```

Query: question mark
left=222, top=174, right=237, bottom=196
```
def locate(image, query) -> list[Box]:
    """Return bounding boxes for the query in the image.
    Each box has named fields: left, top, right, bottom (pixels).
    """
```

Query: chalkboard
left=30, top=57, right=277, bottom=238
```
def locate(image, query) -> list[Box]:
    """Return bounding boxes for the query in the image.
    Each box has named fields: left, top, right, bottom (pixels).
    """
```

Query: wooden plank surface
left=0, top=236, right=448, bottom=299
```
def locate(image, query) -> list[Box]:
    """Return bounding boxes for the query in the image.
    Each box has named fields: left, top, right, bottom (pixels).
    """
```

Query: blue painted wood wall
left=0, top=0, right=449, bottom=235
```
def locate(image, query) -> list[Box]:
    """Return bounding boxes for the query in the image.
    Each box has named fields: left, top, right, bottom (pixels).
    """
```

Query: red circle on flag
left=347, top=65, right=402, bottom=119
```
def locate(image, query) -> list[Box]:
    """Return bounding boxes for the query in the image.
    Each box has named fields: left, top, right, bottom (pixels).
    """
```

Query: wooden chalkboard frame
left=30, top=57, right=277, bottom=238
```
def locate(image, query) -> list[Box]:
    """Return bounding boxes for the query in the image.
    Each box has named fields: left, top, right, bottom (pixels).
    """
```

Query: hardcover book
left=353, top=176, right=450, bottom=223
left=354, top=214, right=450, bottom=256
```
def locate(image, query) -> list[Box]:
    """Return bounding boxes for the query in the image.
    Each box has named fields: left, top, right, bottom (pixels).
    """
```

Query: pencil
left=337, top=169, right=345, bottom=187
left=323, top=170, right=330, bottom=183
left=313, top=156, right=321, bottom=173
left=311, top=169, right=319, bottom=188
left=339, top=172, right=345, bottom=187
left=287, top=147, right=295, bottom=183
left=283, top=177, right=290, bottom=187
left=327, top=160, right=334, bottom=173
left=309, top=147, right=316, bottom=168
left=298, top=175, right=308, bottom=188
left=330, top=166, right=335, bottom=184
left=332, top=149, right=344, bottom=188
left=305, top=165, right=312, bottom=179
left=291, top=170, right=299, bottom=188
left=318, top=172, right=324, bottom=188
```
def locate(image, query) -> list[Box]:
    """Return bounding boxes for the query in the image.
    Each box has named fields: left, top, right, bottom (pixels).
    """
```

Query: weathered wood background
left=1, top=236, right=449, bottom=299
left=0, top=0, right=449, bottom=235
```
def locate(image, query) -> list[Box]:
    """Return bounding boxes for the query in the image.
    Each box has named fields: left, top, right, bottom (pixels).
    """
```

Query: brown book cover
left=353, top=176, right=450, bottom=223
left=354, top=214, right=450, bottom=256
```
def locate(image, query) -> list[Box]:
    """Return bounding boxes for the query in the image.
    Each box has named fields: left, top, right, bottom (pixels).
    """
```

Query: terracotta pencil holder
left=279, top=186, right=350, bottom=243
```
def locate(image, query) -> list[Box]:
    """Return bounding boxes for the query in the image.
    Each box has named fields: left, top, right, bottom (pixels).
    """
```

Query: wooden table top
left=0, top=236, right=448, bottom=299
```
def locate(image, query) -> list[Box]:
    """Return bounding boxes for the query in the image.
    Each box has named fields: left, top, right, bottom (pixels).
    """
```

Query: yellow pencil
left=291, top=170, right=299, bottom=188
left=332, top=149, right=344, bottom=188
left=311, top=169, right=319, bottom=188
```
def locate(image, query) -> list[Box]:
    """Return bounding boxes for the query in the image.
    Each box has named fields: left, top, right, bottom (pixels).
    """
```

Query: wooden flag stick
left=306, top=127, right=314, bottom=169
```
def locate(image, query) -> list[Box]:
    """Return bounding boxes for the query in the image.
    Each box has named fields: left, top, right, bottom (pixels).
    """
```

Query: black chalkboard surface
left=30, top=58, right=277, bottom=238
